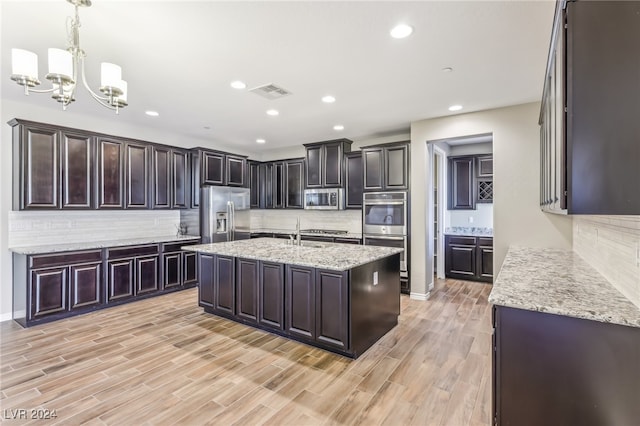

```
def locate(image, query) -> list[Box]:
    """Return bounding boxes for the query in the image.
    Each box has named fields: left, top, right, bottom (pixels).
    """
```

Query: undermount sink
left=282, top=240, right=324, bottom=248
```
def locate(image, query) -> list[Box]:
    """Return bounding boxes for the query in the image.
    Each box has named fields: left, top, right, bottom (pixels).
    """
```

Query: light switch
left=373, top=271, right=378, bottom=285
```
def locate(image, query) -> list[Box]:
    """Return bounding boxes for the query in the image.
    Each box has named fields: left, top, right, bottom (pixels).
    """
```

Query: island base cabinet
left=237, top=258, right=258, bottom=323
left=214, top=255, right=236, bottom=316
left=198, top=254, right=215, bottom=309
left=259, top=262, right=284, bottom=331
left=286, top=266, right=316, bottom=340
left=315, top=269, right=349, bottom=351
left=493, top=306, right=640, bottom=426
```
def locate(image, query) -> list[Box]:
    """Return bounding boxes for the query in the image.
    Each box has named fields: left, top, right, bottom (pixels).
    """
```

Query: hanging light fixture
left=9, top=0, right=128, bottom=113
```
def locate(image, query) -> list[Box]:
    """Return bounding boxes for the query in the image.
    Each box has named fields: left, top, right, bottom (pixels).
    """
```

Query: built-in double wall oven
left=363, top=192, right=409, bottom=287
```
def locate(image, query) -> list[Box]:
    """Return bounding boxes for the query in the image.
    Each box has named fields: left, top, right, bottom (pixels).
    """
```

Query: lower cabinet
left=259, top=261, right=285, bottom=331
left=493, top=305, right=640, bottom=426
left=445, top=235, right=493, bottom=283
left=13, top=238, right=199, bottom=327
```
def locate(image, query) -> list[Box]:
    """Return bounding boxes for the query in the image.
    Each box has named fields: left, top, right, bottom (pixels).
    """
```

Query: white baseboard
left=410, top=291, right=430, bottom=301
left=0, top=312, right=14, bottom=323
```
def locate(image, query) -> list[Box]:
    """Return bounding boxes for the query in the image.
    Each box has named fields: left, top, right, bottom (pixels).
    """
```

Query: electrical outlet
left=373, top=271, right=378, bottom=285
left=468, top=216, right=474, bottom=223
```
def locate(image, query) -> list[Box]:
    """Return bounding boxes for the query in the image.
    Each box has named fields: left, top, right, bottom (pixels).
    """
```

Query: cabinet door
left=286, top=265, right=316, bottom=340
left=136, top=255, right=159, bottom=295
left=226, top=155, right=246, bottom=187
left=203, top=151, right=225, bottom=185
left=172, top=150, right=189, bottom=208
left=108, top=259, right=134, bottom=302
left=236, top=258, right=258, bottom=323
left=125, top=143, right=150, bottom=209
left=61, top=131, right=93, bottom=209
left=305, top=145, right=323, bottom=188
left=70, top=262, right=101, bottom=310
left=476, top=155, right=493, bottom=178
left=97, top=138, right=124, bottom=208
left=445, top=240, right=476, bottom=279
left=384, top=145, right=409, bottom=190
left=199, top=253, right=214, bottom=308
left=448, top=157, right=475, bottom=210
left=363, top=148, right=384, bottom=191
left=259, top=262, right=284, bottom=330
left=273, top=162, right=285, bottom=209
left=191, top=151, right=200, bottom=208
left=183, top=251, right=198, bottom=285
left=152, top=146, right=171, bottom=209
left=21, top=124, right=60, bottom=209
left=323, top=142, right=342, bottom=187
left=30, top=267, right=67, bottom=318
left=315, top=269, right=349, bottom=350
left=249, top=161, right=260, bottom=208
left=345, top=152, right=363, bottom=208
left=163, top=252, right=182, bottom=289
left=214, top=255, right=235, bottom=315
left=285, top=159, right=304, bottom=209
left=477, top=241, right=493, bottom=282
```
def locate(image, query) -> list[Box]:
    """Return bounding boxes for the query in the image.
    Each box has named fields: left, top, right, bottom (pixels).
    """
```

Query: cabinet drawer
left=162, top=240, right=199, bottom=253
left=447, top=236, right=476, bottom=246
left=108, top=244, right=159, bottom=259
left=478, top=237, right=493, bottom=247
left=30, top=250, right=102, bottom=269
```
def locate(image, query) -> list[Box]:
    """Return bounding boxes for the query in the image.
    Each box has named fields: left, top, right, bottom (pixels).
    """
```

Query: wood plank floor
left=0, top=278, right=492, bottom=425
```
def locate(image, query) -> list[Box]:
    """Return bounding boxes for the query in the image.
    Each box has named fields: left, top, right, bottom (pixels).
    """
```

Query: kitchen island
left=182, top=238, right=403, bottom=358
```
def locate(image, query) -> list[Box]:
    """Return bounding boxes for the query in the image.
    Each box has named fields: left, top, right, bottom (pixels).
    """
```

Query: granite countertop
left=489, top=246, right=640, bottom=328
left=182, top=237, right=402, bottom=271
left=252, top=228, right=363, bottom=239
left=444, top=227, right=493, bottom=237
left=9, top=235, right=201, bottom=255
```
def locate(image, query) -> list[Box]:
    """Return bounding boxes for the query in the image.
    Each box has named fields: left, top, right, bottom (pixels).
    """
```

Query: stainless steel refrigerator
left=201, top=186, right=251, bottom=243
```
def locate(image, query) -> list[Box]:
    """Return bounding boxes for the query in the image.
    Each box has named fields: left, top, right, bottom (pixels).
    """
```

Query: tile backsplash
left=8, top=210, right=181, bottom=248
left=250, top=209, right=362, bottom=234
left=573, top=215, right=640, bottom=309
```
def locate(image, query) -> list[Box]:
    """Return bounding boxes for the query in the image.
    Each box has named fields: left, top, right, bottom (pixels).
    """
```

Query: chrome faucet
left=296, top=216, right=301, bottom=246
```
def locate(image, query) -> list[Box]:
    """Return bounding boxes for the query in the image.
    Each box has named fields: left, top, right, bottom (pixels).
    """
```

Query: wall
left=447, top=203, right=493, bottom=229
left=449, top=141, right=493, bottom=156
left=410, top=102, right=573, bottom=298
left=0, top=99, right=256, bottom=321
left=573, top=216, right=640, bottom=309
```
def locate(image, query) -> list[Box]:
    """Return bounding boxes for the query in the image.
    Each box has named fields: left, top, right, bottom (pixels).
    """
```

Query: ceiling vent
left=249, top=83, right=292, bottom=100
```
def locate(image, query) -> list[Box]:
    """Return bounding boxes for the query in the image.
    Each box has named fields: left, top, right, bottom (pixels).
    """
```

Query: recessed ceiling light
left=256, top=138, right=266, bottom=144
left=322, top=95, right=336, bottom=103
left=390, top=23, right=413, bottom=39
left=442, top=67, right=453, bottom=73
left=448, top=105, right=463, bottom=112
left=333, top=125, right=344, bottom=131
left=145, top=111, right=159, bottom=117
left=266, top=109, right=279, bottom=116
left=230, top=80, right=246, bottom=89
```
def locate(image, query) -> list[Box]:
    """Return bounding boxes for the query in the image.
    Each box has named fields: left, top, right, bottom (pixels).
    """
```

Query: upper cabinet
left=96, top=137, right=124, bottom=209
left=539, top=0, right=640, bottom=215
left=285, top=159, right=305, bottom=209
left=362, top=142, right=410, bottom=192
left=197, top=149, right=247, bottom=187
left=250, top=158, right=304, bottom=210
left=304, top=139, right=352, bottom=188
left=344, top=151, right=363, bottom=209
left=124, top=142, right=150, bottom=209
left=448, top=154, right=493, bottom=209
left=152, top=146, right=190, bottom=209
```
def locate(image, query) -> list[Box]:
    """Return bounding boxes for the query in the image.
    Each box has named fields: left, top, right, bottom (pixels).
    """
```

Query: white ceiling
left=1, top=0, right=555, bottom=151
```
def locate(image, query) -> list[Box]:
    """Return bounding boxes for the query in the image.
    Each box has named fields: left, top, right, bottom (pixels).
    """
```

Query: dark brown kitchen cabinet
left=214, top=255, right=236, bottom=316
left=345, top=151, right=363, bottom=208
left=107, top=244, right=159, bottom=303
left=539, top=0, right=640, bottom=214
left=493, top=305, right=640, bottom=426
left=445, top=235, right=493, bottom=283
left=226, top=155, right=246, bottom=187
left=162, top=241, right=200, bottom=290
left=97, top=137, right=124, bottom=209
left=10, top=120, right=94, bottom=210
left=125, top=143, right=150, bottom=209
left=259, top=262, right=285, bottom=331
left=273, top=162, right=285, bottom=209
left=236, top=258, right=259, bottom=323
left=315, top=269, right=349, bottom=350
left=199, top=149, right=247, bottom=187
left=304, top=139, right=352, bottom=188
left=198, top=253, right=215, bottom=309
left=248, top=161, right=260, bottom=208
left=13, top=249, right=103, bottom=327
left=163, top=252, right=182, bottom=289
left=191, top=151, right=200, bottom=208
left=476, top=155, right=493, bottom=178
left=183, top=251, right=198, bottom=285
left=362, top=142, right=410, bottom=192
left=448, top=156, right=475, bottom=210
left=285, top=159, right=304, bottom=209
left=152, top=147, right=189, bottom=209
left=286, top=265, right=316, bottom=340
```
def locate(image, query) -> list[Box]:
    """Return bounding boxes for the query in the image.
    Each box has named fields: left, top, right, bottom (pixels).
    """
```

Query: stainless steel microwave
left=303, top=188, right=344, bottom=210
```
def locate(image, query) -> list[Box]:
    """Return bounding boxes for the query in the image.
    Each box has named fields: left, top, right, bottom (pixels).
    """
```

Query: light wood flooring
left=0, top=278, right=493, bottom=425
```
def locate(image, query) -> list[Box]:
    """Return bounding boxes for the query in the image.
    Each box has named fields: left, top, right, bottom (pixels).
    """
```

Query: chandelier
left=10, top=0, right=128, bottom=113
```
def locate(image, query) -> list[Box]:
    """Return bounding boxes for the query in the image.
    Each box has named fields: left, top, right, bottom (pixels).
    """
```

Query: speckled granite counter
left=9, top=235, right=201, bottom=255
left=252, top=228, right=363, bottom=239
left=488, top=246, right=640, bottom=328
left=182, top=237, right=402, bottom=271
left=444, top=227, right=493, bottom=237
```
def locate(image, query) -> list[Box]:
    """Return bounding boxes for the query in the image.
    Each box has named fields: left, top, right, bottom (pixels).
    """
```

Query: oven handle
left=364, top=235, right=406, bottom=241
left=363, top=201, right=405, bottom=206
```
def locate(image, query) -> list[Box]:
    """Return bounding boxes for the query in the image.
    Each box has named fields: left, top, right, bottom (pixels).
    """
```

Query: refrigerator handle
left=227, top=201, right=234, bottom=241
